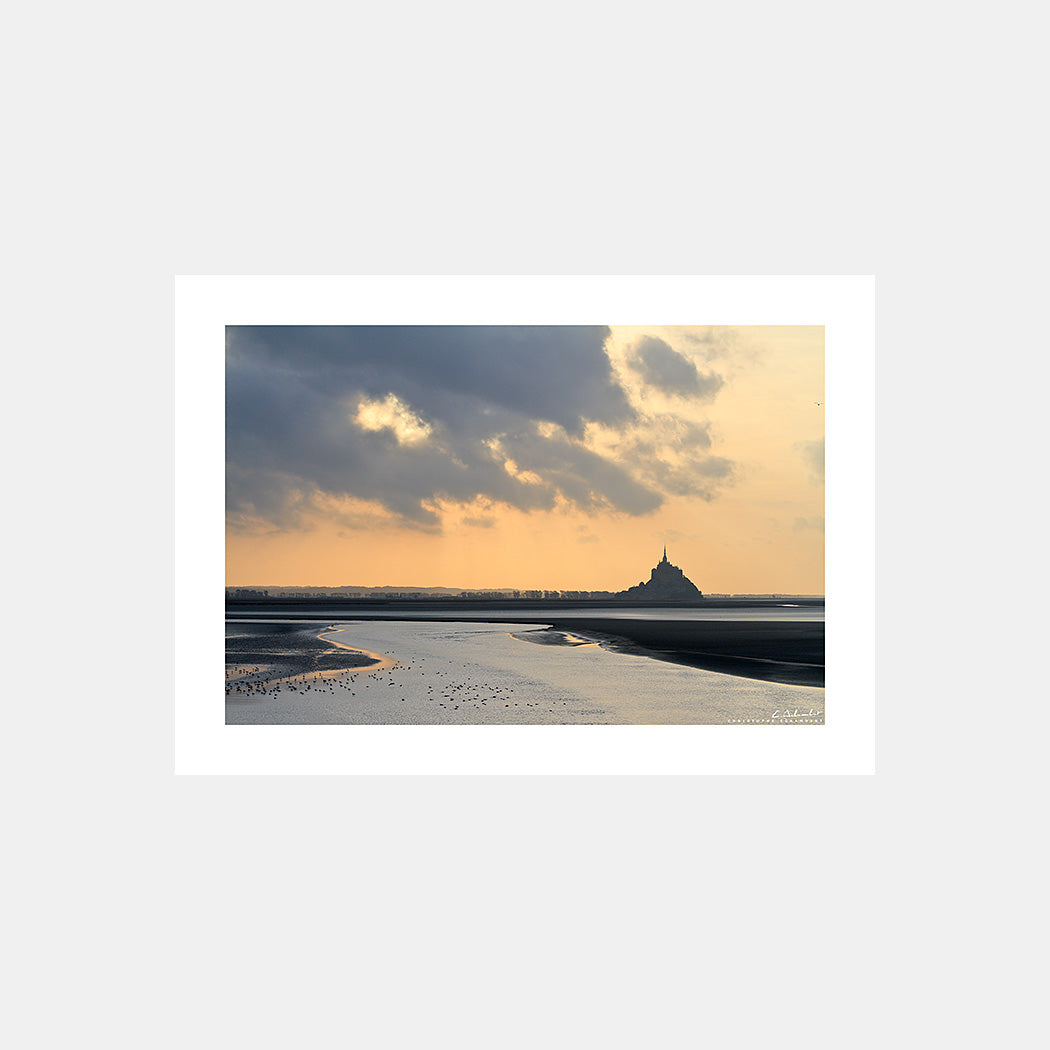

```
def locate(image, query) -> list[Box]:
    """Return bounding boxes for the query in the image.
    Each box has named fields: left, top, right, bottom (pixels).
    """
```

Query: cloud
left=497, top=426, right=663, bottom=515
left=228, top=325, right=633, bottom=435
left=796, top=437, right=825, bottom=483
left=645, top=454, right=735, bottom=500
left=679, top=326, right=742, bottom=361
left=793, top=516, right=825, bottom=532
left=626, top=336, right=724, bottom=399
left=226, top=326, right=658, bottom=530
left=226, top=326, right=748, bottom=534
left=581, top=412, right=735, bottom=503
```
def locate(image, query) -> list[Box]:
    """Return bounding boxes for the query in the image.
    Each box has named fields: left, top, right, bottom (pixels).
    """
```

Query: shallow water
left=225, top=620, right=824, bottom=726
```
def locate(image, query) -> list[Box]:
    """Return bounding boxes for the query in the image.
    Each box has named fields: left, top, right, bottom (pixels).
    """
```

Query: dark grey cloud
left=227, top=326, right=658, bottom=529
left=228, top=326, right=633, bottom=436
left=627, top=336, right=724, bottom=399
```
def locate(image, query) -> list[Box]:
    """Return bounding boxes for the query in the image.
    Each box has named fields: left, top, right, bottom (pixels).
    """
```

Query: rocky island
left=617, top=547, right=703, bottom=600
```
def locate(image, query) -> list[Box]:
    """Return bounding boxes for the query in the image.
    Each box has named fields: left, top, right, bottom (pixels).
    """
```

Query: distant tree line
left=225, top=587, right=619, bottom=600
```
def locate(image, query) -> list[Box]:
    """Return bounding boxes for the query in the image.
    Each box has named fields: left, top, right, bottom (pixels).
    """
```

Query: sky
left=225, top=325, right=824, bottom=593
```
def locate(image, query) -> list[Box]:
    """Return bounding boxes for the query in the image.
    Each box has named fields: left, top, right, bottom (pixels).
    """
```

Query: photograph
left=225, top=323, right=825, bottom=726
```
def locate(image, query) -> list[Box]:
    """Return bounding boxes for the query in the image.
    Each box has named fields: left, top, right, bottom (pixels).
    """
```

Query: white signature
left=771, top=708, right=820, bottom=719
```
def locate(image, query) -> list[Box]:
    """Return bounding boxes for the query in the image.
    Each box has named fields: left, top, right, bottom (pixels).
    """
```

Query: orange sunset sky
left=225, top=325, right=824, bottom=593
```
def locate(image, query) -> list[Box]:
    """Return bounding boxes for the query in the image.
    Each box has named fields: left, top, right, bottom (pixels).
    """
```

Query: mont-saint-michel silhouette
left=617, top=547, right=703, bottom=600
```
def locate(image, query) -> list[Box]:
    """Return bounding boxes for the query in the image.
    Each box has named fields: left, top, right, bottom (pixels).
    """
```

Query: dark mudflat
left=546, top=618, right=824, bottom=687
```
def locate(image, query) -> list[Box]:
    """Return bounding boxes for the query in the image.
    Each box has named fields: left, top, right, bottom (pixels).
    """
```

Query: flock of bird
left=225, top=655, right=581, bottom=721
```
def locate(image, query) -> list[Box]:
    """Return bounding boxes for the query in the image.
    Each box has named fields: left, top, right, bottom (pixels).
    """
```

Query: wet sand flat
left=225, top=621, right=385, bottom=693
left=226, top=620, right=824, bottom=725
